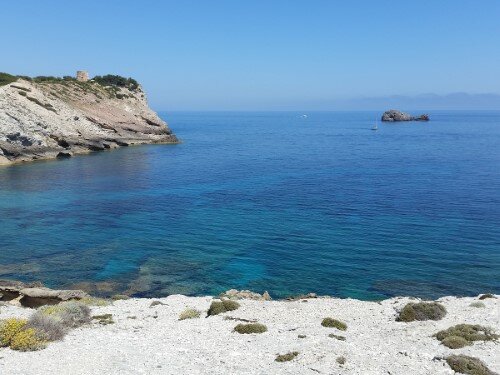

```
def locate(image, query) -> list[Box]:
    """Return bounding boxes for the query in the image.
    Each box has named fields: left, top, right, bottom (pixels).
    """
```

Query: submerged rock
left=0, top=279, right=88, bottom=308
left=381, top=110, right=429, bottom=122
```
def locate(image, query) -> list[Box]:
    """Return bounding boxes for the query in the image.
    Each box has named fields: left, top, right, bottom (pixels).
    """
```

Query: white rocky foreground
left=0, top=295, right=498, bottom=375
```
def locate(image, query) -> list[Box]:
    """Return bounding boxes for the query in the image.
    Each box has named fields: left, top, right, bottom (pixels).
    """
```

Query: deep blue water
left=1, top=111, right=499, bottom=300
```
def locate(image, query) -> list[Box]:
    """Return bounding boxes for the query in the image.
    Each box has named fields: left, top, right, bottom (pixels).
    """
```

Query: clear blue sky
left=2, top=1, right=500, bottom=110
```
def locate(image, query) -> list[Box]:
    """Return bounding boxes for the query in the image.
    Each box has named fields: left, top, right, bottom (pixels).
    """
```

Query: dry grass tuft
left=321, top=318, right=347, bottom=331
left=234, top=323, right=267, bottom=334
left=27, top=313, right=66, bottom=341
left=39, top=301, right=91, bottom=328
left=179, top=308, right=201, bottom=321
left=275, top=351, right=299, bottom=362
left=470, top=302, right=486, bottom=308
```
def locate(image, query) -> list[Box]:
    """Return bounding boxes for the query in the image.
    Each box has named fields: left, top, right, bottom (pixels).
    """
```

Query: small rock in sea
left=381, top=109, right=429, bottom=122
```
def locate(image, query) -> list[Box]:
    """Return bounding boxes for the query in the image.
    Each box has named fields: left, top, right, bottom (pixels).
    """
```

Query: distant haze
left=1, top=1, right=500, bottom=110
left=294, top=93, right=500, bottom=112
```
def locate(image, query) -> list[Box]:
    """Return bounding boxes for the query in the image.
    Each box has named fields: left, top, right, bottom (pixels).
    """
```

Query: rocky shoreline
left=0, top=281, right=498, bottom=375
left=0, top=73, right=178, bottom=165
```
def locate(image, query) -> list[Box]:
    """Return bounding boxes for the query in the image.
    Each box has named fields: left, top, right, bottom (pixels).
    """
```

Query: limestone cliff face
left=0, top=78, right=178, bottom=165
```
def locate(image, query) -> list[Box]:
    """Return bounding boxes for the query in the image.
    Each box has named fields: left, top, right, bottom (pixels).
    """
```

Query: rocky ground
left=0, top=77, right=177, bottom=165
left=0, top=293, right=498, bottom=375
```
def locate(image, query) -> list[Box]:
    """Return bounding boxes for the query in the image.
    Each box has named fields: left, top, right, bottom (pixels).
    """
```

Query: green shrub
left=0, top=72, right=18, bottom=86
left=321, top=318, right=347, bottom=331
left=207, top=300, right=241, bottom=316
left=10, top=328, right=47, bottom=351
left=179, top=308, right=201, bottom=321
left=18, top=90, right=27, bottom=96
left=39, top=301, right=91, bottom=328
left=234, top=323, right=267, bottom=334
left=435, top=324, right=498, bottom=348
left=222, top=300, right=240, bottom=311
left=446, top=355, right=496, bottom=375
left=470, top=302, right=486, bottom=308
left=396, top=302, right=446, bottom=322
left=0, top=318, right=27, bottom=347
left=275, top=351, right=299, bottom=362
left=478, top=294, right=496, bottom=300
left=93, top=75, right=139, bottom=91
left=298, top=334, right=306, bottom=339
left=336, top=356, right=346, bottom=365
left=441, top=335, right=470, bottom=349
left=27, top=313, right=66, bottom=341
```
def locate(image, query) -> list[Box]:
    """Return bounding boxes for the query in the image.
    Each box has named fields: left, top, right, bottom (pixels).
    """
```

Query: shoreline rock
left=0, top=280, right=88, bottom=308
left=381, top=109, right=429, bottom=122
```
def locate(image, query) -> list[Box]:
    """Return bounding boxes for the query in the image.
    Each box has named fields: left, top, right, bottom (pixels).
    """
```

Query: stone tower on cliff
left=76, top=71, right=89, bottom=82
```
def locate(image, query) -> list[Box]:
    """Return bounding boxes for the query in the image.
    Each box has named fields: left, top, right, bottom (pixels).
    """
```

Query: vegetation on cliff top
left=92, top=75, right=139, bottom=91
left=0, top=72, right=18, bottom=86
left=0, top=72, right=139, bottom=92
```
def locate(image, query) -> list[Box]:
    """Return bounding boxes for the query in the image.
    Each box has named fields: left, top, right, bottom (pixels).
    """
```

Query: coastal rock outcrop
left=381, top=109, right=429, bottom=122
left=0, top=73, right=178, bottom=165
left=0, top=279, right=89, bottom=307
left=220, top=289, right=272, bottom=301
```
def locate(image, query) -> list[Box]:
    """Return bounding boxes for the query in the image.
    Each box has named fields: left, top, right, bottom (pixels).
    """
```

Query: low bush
left=396, top=302, right=446, bottom=322
left=441, top=335, right=470, bottom=349
left=39, top=301, right=91, bottom=328
left=435, top=324, right=498, bottom=348
left=27, top=313, right=66, bottom=341
left=179, top=308, right=201, bottom=321
left=0, top=72, right=18, bottom=86
left=275, top=351, right=299, bottom=362
left=234, top=323, right=267, bottom=334
left=321, top=318, right=347, bottom=331
left=446, top=355, right=496, bottom=375
left=9, top=328, right=47, bottom=351
left=207, top=300, right=240, bottom=316
left=0, top=318, right=27, bottom=347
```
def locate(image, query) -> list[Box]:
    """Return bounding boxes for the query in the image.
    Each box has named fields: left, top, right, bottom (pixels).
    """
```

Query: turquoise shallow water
left=0, top=111, right=499, bottom=299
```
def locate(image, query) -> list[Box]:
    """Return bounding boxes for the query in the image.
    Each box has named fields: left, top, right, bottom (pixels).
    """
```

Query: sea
left=1, top=111, right=499, bottom=300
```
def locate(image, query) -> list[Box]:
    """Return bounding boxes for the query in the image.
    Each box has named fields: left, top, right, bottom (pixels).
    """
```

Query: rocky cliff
left=0, top=74, right=178, bottom=165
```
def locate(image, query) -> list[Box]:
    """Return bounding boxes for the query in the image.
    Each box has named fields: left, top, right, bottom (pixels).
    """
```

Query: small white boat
left=372, top=120, right=378, bottom=131
left=302, top=114, right=308, bottom=118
